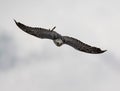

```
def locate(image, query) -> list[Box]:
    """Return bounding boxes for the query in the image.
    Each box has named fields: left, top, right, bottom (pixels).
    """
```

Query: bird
left=14, top=20, right=106, bottom=54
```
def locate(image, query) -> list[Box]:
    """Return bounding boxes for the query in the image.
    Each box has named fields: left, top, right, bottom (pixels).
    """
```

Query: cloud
left=100, top=51, right=120, bottom=73
left=0, top=29, right=18, bottom=70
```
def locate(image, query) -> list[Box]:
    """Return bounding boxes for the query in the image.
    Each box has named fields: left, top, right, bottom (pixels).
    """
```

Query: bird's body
left=14, top=20, right=106, bottom=54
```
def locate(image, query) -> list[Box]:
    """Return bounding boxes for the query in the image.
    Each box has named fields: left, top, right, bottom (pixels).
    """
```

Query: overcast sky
left=0, top=0, right=120, bottom=91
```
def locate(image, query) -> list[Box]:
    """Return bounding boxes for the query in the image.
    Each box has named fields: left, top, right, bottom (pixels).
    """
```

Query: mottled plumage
left=14, top=20, right=106, bottom=54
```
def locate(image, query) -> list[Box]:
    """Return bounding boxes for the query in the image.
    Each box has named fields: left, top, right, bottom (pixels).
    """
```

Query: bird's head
left=53, top=39, right=63, bottom=47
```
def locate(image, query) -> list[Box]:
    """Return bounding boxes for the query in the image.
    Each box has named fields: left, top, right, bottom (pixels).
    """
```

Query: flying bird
left=14, top=20, right=106, bottom=54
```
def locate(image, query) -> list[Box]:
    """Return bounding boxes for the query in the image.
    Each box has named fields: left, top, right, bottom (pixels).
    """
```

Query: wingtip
left=101, top=50, right=107, bottom=53
left=98, top=50, right=107, bottom=54
left=14, top=19, right=24, bottom=30
left=13, top=19, right=18, bottom=24
left=14, top=19, right=22, bottom=28
left=90, top=48, right=107, bottom=54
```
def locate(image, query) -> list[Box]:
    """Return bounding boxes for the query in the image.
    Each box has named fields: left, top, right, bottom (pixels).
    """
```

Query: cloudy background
left=0, top=0, right=120, bottom=91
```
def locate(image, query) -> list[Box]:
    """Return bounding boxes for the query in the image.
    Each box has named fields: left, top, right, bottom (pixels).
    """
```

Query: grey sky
left=0, top=0, right=120, bottom=91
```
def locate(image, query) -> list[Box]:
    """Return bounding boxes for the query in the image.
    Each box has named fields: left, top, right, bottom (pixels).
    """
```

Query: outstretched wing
left=14, top=20, right=62, bottom=40
left=63, top=36, right=106, bottom=54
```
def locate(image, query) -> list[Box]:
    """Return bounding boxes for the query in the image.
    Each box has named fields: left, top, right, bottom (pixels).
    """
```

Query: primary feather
left=14, top=20, right=106, bottom=54
left=63, top=36, right=106, bottom=54
left=14, top=20, right=62, bottom=40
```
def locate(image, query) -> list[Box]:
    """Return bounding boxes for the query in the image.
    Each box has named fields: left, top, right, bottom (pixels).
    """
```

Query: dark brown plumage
left=14, top=20, right=106, bottom=54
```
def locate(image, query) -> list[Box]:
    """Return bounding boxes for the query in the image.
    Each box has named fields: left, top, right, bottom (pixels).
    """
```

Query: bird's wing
left=14, top=20, right=62, bottom=40
left=63, top=36, right=106, bottom=54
